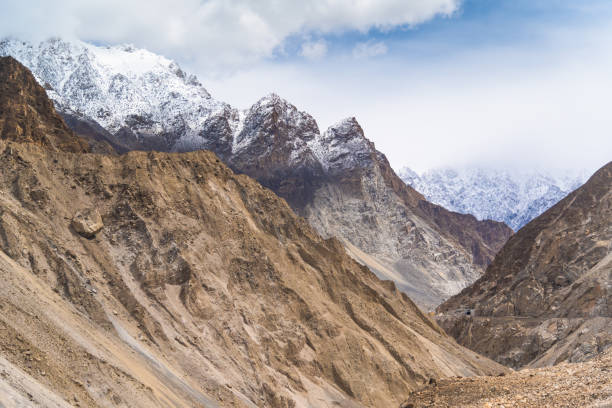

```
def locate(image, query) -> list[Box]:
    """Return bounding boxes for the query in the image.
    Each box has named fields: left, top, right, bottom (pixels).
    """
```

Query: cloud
left=300, top=39, right=328, bottom=60
left=353, top=40, right=388, bottom=59
left=5, top=0, right=609, bottom=176
left=0, top=0, right=459, bottom=70
left=205, top=10, right=612, bottom=177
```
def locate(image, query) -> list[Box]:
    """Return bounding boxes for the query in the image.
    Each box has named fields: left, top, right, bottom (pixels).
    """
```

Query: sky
left=2, top=0, right=612, bottom=175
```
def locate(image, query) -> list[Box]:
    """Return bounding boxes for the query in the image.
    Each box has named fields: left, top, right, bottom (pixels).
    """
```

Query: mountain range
left=0, top=36, right=611, bottom=407
left=400, top=166, right=588, bottom=232
left=0, top=38, right=513, bottom=308
left=0, top=55, right=507, bottom=408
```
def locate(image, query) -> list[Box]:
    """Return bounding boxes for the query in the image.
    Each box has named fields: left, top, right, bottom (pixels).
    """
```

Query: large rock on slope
left=437, top=162, right=612, bottom=368
left=71, top=208, right=104, bottom=238
left=0, top=57, right=506, bottom=408
left=0, top=39, right=513, bottom=308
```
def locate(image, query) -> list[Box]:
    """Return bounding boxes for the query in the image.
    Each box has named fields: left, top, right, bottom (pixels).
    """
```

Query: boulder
left=71, top=209, right=104, bottom=238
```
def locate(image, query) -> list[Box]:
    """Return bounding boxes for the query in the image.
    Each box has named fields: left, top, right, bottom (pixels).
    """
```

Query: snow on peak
left=255, top=92, right=284, bottom=106
left=400, top=166, right=588, bottom=231
left=398, top=167, right=419, bottom=185
left=0, top=37, right=224, bottom=135
left=247, top=93, right=313, bottom=126
left=310, top=117, right=375, bottom=172
left=1, top=37, right=382, bottom=176
left=325, top=117, right=364, bottom=139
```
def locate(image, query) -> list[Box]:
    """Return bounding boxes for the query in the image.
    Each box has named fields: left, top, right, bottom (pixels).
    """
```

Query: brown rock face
left=437, top=162, right=612, bottom=368
left=0, top=58, right=507, bottom=407
left=211, top=110, right=512, bottom=309
left=415, top=199, right=513, bottom=270
left=0, top=143, right=508, bottom=408
left=294, top=119, right=512, bottom=309
left=0, top=56, right=88, bottom=153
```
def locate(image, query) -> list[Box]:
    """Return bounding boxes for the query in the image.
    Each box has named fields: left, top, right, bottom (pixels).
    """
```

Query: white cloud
left=0, top=0, right=459, bottom=70
left=204, top=20, right=612, bottom=177
left=353, top=40, right=388, bottom=59
left=300, top=40, right=328, bottom=60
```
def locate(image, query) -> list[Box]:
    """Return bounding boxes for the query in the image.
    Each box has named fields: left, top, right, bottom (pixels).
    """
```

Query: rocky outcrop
left=0, top=56, right=88, bottom=153
left=401, top=348, right=612, bottom=408
left=242, top=113, right=512, bottom=308
left=0, top=58, right=507, bottom=408
left=437, top=162, right=612, bottom=368
left=192, top=104, right=512, bottom=309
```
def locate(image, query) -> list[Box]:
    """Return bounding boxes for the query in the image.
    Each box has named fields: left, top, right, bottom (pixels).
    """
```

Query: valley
left=0, top=38, right=513, bottom=309
left=0, top=23, right=610, bottom=408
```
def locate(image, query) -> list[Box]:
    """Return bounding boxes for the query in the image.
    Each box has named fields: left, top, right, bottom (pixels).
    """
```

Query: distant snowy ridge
left=399, top=167, right=588, bottom=231
left=1, top=38, right=222, bottom=136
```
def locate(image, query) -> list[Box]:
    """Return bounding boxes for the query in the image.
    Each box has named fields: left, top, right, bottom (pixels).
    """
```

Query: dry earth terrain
left=401, top=348, right=612, bottom=408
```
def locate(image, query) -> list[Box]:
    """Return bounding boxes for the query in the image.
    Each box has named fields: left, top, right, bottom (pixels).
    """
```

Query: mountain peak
left=251, top=92, right=302, bottom=116
left=258, top=92, right=283, bottom=103
left=326, top=116, right=364, bottom=137
left=0, top=38, right=221, bottom=138
left=314, top=116, right=375, bottom=172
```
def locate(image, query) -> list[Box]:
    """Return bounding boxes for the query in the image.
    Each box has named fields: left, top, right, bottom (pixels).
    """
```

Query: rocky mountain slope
left=400, top=166, right=587, bottom=232
left=437, top=161, right=612, bottom=369
left=0, top=56, right=508, bottom=407
left=0, top=38, right=513, bottom=308
left=0, top=56, right=88, bottom=153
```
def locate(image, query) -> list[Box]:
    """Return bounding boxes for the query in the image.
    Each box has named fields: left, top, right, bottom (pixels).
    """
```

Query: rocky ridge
left=0, top=56, right=507, bottom=408
left=0, top=56, right=88, bottom=153
left=437, top=161, right=612, bottom=368
left=0, top=38, right=513, bottom=308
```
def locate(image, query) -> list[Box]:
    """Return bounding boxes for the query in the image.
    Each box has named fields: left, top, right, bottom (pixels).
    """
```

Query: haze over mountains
left=0, top=37, right=513, bottom=309
left=400, top=166, right=588, bottom=232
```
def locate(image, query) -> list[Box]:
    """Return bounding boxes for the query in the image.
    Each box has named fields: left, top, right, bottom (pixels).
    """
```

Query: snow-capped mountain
left=0, top=38, right=376, bottom=169
left=0, top=37, right=514, bottom=308
left=399, top=166, right=588, bottom=231
left=0, top=38, right=228, bottom=151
